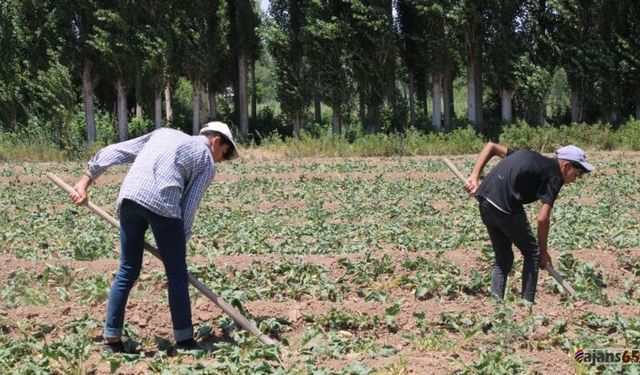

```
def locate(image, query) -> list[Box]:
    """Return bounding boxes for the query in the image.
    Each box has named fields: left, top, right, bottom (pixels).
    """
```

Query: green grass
left=1, top=118, right=640, bottom=161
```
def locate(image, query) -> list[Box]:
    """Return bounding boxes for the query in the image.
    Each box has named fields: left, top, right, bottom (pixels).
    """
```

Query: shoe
left=101, top=341, right=125, bottom=354
left=175, top=338, right=203, bottom=352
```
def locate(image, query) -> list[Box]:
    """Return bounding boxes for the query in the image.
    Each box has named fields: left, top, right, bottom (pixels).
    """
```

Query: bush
left=555, top=122, right=616, bottom=150
left=70, top=107, right=116, bottom=148
left=95, top=111, right=117, bottom=145
left=128, top=117, right=154, bottom=139
left=252, top=106, right=290, bottom=143
left=352, top=133, right=398, bottom=156
left=612, top=119, right=640, bottom=150
left=0, top=117, right=68, bottom=161
left=402, top=127, right=485, bottom=155
left=500, top=120, right=638, bottom=152
left=500, top=121, right=551, bottom=151
left=262, top=126, right=486, bottom=157
left=446, top=127, right=486, bottom=153
left=2, top=116, right=640, bottom=160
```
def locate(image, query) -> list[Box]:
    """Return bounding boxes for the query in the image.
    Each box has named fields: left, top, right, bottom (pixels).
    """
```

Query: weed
left=304, top=308, right=378, bottom=331
left=72, top=274, right=109, bottom=306
left=455, top=349, right=525, bottom=374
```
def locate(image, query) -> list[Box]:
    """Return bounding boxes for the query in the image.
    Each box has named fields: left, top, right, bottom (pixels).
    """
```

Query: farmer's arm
left=70, top=174, right=93, bottom=205
left=465, top=142, right=509, bottom=194
left=537, top=203, right=553, bottom=270
left=70, top=132, right=154, bottom=205
left=85, top=132, right=154, bottom=180
left=180, top=168, right=214, bottom=241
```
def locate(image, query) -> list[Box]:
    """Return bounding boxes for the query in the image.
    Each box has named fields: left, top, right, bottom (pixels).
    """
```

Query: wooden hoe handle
left=46, top=172, right=277, bottom=346
left=442, top=157, right=468, bottom=184
left=439, top=158, right=579, bottom=299
left=545, top=264, right=578, bottom=298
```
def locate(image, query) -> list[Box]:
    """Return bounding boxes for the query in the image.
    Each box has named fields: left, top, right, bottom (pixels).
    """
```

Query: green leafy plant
left=456, top=349, right=525, bottom=375
left=557, top=253, right=609, bottom=305
left=399, top=256, right=462, bottom=299
left=304, top=308, right=377, bottom=331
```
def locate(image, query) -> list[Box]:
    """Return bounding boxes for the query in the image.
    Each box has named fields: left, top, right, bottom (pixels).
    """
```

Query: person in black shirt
left=464, top=142, right=594, bottom=302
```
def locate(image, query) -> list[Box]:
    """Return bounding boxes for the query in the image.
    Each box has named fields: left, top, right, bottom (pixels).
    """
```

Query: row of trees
left=268, top=0, right=640, bottom=137
left=1, top=0, right=639, bottom=144
left=1, top=0, right=259, bottom=143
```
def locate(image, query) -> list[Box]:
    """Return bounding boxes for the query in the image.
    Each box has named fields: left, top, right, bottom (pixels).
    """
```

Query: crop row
left=2, top=251, right=632, bottom=314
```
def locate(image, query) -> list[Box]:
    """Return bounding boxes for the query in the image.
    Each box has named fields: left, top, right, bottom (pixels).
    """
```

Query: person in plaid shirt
left=69, top=122, right=238, bottom=354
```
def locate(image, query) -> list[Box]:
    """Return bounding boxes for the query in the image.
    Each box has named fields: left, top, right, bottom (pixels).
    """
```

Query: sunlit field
left=1, top=151, right=639, bottom=374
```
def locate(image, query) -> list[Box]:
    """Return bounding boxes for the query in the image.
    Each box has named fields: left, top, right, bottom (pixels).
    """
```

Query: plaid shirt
left=86, top=128, right=216, bottom=240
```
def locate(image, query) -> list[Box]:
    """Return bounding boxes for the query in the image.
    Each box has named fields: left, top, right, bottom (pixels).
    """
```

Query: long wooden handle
left=546, top=264, right=578, bottom=298
left=439, top=158, right=579, bottom=299
left=441, top=157, right=467, bottom=184
left=46, top=173, right=277, bottom=345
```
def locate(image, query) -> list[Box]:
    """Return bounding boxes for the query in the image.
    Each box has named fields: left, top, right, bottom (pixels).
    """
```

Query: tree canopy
left=0, top=0, right=638, bottom=146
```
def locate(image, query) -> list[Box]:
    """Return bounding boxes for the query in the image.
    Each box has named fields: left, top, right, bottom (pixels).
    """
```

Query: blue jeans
left=104, top=199, right=193, bottom=341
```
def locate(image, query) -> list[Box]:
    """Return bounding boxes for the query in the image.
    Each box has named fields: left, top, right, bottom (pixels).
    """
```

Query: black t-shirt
left=476, top=149, right=564, bottom=214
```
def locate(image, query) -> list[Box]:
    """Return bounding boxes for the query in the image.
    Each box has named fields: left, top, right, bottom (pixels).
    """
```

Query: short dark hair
left=569, top=160, right=588, bottom=172
left=205, top=131, right=234, bottom=159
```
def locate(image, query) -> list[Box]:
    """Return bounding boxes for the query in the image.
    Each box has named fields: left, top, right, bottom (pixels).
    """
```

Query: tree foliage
left=1, top=0, right=639, bottom=145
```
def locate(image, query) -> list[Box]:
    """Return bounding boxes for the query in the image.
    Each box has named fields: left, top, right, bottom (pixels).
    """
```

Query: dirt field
left=1, top=151, right=639, bottom=374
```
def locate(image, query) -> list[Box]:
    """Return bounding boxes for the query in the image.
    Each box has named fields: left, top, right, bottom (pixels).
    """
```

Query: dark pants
left=104, top=199, right=193, bottom=341
left=478, top=198, right=540, bottom=302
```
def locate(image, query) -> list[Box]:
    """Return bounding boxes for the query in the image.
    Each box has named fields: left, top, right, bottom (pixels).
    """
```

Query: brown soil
left=3, top=152, right=639, bottom=374
left=12, top=170, right=457, bottom=187
left=1, top=246, right=637, bottom=374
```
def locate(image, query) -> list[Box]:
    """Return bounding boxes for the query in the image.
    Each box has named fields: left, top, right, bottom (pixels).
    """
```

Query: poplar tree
left=346, top=0, right=396, bottom=134
left=305, top=0, right=351, bottom=134
left=267, top=0, right=311, bottom=138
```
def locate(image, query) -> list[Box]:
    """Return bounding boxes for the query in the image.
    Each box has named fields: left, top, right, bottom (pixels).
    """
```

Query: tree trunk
left=154, top=89, right=162, bottom=129
left=164, top=85, right=173, bottom=126
left=443, top=70, right=453, bottom=131
left=570, top=88, right=583, bottom=123
left=422, top=78, right=429, bottom=127
left=314, top=72, right=322, bottom=123
left=314, top=97, right=322, bottom=123
left=135, top=67, right=143, bottom=118
left=331, top=107, right=341, bottom=135
left=366, top=103, right=381, bottom=134
left=500, top=89, right=514, bottom=124
left=635, top=95, right=640, bottom=120
left=11, top=102, right=17, bottom=128
left=408, top=69, right=416, bottom=128
left=4, top=102, right=17, bottom=129
left=466, top=17, right=483, bottom=130
left=293, top=111, right=302, bottom=138
left=432, top=73, right=443, bottom=132
left=238, top=52, right=249, bottom=138
left=467, top=62, right=476, bottom=126
left=532, top=105, right=545, bottom=126
left=448, top=73, right=455, bottom=121
left=82, top=59, right=96, bottom=144
left=467, top=59, right=483, bottom=129
left=115, top=79, right=128, bottom=141
left=475, top=73, right=483, bottom=127
left=208, top=89, right=217, bottom=120
left=251, top=58, right=257, bottom=125
left=192, top=78, right=202, bottom=135
left=358, top=91, right=366, bottom=125
left=606, top=109, right=618, bottom=124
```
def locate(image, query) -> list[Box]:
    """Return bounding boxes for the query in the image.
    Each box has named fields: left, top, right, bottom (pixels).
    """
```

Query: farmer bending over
left=464, top=142, right=593, bottom=303
left=69, top=122, right=238, bottom=353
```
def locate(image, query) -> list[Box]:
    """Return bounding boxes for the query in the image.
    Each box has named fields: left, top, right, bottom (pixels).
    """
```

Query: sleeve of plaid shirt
left=181, top=166, right=214, bottom=240
left=85, top=132, right=153, bottom=180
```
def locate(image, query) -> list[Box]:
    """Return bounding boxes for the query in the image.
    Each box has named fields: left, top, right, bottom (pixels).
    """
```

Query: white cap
left=555, top=145, right=594, bottom=172
left=199, top=121, right=239, bottom=160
